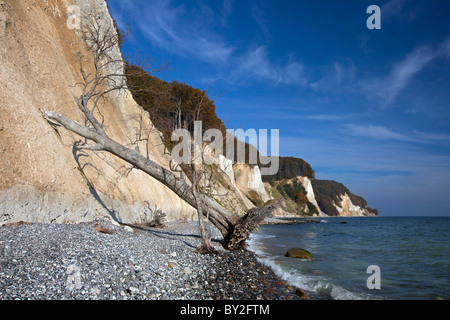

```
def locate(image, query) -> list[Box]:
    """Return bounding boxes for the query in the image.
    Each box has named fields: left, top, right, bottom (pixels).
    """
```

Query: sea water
left=247, top=217, right=450, bottom=300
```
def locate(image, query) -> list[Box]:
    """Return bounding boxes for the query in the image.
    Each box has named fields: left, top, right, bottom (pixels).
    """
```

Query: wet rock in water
left=285, top=248, right=314, bottom=261
left=295, top=288, right=311, bottom=300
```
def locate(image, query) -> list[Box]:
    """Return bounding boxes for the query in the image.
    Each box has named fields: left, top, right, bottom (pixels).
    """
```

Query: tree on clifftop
left=40, top=10, right=279, bottom=251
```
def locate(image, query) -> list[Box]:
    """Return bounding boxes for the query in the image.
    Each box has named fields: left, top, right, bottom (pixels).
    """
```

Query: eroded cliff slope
left=0, top=0, right=197, bottom=224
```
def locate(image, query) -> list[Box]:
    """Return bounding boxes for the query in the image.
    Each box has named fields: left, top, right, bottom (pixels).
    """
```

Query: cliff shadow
left=126, top=222, right=223, bottom=250
left=71, top=141, right=223, bottom=250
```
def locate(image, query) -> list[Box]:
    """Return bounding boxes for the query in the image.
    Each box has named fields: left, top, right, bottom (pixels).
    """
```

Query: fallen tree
left=40, top=109, right=279, bottom=250
left=40, top=10, right=278, bottom=251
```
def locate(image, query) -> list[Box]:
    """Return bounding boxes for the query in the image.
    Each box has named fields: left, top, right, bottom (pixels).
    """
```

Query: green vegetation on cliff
left=125, top=63, right=226, bottom=138
left=266, top=179, right=318, bottom=216
left=312, top=180, right=378, bottom=216
left=262, top=157, right=315, bottom=182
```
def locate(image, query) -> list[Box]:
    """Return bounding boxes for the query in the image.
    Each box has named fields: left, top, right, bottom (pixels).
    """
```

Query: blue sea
left=247, top=216, right=450, bottom=300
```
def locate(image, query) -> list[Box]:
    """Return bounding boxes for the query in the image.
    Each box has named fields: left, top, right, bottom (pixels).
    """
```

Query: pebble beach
left=0, top=219, right=309, bottom=300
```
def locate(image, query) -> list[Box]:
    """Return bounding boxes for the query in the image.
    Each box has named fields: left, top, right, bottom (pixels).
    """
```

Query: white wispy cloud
left=112, top=0, right=308, bottom=87
left=382, top=0, right=406, bottom=20
left=246, top=110, right=363, bottom=122
left=412, top=130, right=450, bottom=142
left=220, top=0, right=234, bottom=27
left=439, top=37, right=450, bottom=58
left=311, top=37, right=450, bottom=108
left=343, top=124, right=450, bottom=145
left=310, top=60, right=356, bottom=92
left=382, top=0, right=417, bottom=22
left=343, top=124, right=422, bottom=143
left=301, top=113, right=360, bottom=121
left=251, top=3, right=271, bottom=42
left=115, top=0, right=234, bottom=64
left=358, top=41, right=448, bottom=107
left=231, top=45, right=308, bottom=86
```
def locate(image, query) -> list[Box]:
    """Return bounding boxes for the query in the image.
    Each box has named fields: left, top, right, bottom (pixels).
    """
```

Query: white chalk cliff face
left=0, top=0, right=196, bottom=225
left=246, top=166, right=271, bottom=203
left=333, top=193, right=376, bottom=217
left=298, top=177, right=326, bottom=216
left=263, top=175, right=376, bottom=217
left=218, top=155, right=236, bottom=188
left=232, top=164, right=271, bottom=208
left=0, top=0, right=274, bottom=226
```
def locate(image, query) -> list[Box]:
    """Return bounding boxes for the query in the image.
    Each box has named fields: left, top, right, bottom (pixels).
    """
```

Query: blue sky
left=107, top=0, right=450, bottom=216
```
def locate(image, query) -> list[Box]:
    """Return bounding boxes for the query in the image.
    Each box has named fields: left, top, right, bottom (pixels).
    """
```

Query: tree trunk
left=40, top=109, right=278, bottom=250
left=222, top=202, right=279, bottom=250
left=191, top=165, right=218, bottom=253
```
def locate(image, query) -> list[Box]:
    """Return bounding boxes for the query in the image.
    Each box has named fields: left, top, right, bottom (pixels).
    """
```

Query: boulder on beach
left=295, top=288, right=311, bottom=300
left=285, top=248, right=314, bottom=261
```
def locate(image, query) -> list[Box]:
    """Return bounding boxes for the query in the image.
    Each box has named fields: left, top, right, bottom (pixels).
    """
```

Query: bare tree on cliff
left=40, top=11, right=279, bottom=251
left=168, top=86, right=217, bottom=253
left=169, top=85, right=235, bottom=253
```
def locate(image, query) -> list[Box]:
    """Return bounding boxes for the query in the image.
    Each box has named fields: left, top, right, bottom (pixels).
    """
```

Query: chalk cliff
left=333, top=193, right=377, bottom=217
left=298, top=176, right=324, bottom=216
left=0, top=0, right=197, bottom=225
left=311, top=179, right=377, bottom=217
left=233, top=164, right=271, bottom=207
left=0, top=0, right=274, bottom=226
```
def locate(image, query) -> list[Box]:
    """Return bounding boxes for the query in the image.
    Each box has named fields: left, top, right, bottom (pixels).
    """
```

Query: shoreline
left=263, top=215, right=379, bottom=225
left=0, top=219, right=312, bottom=300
